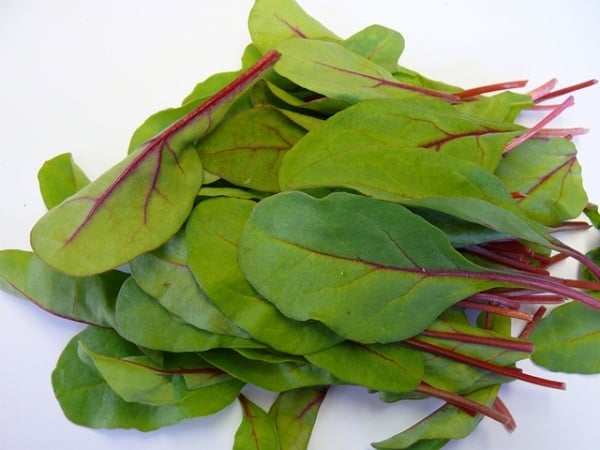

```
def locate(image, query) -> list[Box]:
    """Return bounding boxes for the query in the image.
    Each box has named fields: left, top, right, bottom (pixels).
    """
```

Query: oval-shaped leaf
left=238, top=191, right=507, bottom=343
left=37, top=152, right=91, bottom=209
left=234, top=395, right=280, bottom=450
left=52, top=326, right=244, bottom=431
left=343, top=24, right=405, bottom=72
left=0, top=249, right=125, bottom=327
left=186, top=197, right=343, bottom=354
left=31, top=50, right=280, bottom=276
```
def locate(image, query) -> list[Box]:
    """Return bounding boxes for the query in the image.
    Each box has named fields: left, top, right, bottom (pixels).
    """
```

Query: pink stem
left=457, top=79, right=528, bottom=99
left=535, top=79, right=598, bottom=103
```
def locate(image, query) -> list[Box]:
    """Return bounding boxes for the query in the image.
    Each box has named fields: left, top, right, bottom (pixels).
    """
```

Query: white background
left=1, top=1, right=599, bottom=449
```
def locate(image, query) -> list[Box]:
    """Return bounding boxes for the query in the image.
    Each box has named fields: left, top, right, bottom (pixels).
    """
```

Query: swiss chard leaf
left=197, top=106, right=306, bottom=192
left=37, top=153, right=91, bottom=209
left=238, top=191, right=511, bottom=343
left=0, top=249, right=126, bottom=327
left=305, top=341, right=424, bottom=394
left=130, top=229, right=247, bottom=337
left=343, top=24, right=405, bottom=73
left=248, top=0, right=340, bottom=54
left=201, top=347, right=339, bottom=392
left=372, top=385, right=501, bottom=449
left=495, top=137, right=587, bottom=225
left=269, top=386, right=328, bottom=450
left=52, top=326, right=244, bottom=431
left=234, top=395, right=280, bottom=450
left=115, top=277, right=262, bottom=352
left=273, top=39, right=457, bottom=105
left=186, top=197, right=343, bottom=354
left=30, top=50, right=279, bottom=276
left=279, top=132, right=562, bottom=250
left=530, top=301, right=600, bottom=374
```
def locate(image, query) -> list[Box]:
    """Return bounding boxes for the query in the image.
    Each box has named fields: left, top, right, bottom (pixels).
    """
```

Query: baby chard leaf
left=305, top=341, right=424, bottom=394
left=494, top=137, right=587, bottom=225
left=52, top=326, right=244, bottom=431
left=234, top=395, right=280, bottom=450
left=248, top=0, right=340, bottom=54
left=115, top=277, right=262, bottom=352
left=530, top=301, right=600, bottom=374
left=269, top=386, right=328, bottom=450
left=238, top=191, right=504, bottom=343
left=37, top=153, right=91, bottom=209
left=130, top=229, right=247, bottom=337
left=186, top=197, right=343, bottom=354
left=198, top=106, right=306, bottom=192
left=30, top=50, right=280, bottom=276
left=343, top=24, right=405, bottom=73
left=372, top=385, right=501, bottom=449
left=0, top=249, right=126, bottom=327
left=273, top=39, right=458, bottom=104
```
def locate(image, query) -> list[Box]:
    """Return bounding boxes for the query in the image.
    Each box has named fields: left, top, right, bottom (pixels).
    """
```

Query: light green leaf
left=343, top=24, right=405, bottom=73
left=531, top=301, right=600, bottom=374
left=0, top=249, right=125, bottom=327
left=248, top=0, right=340, bottom=53
left=31, top=51, right=279, bottom=276
left=37, top=152, right=91, bottom=209
left=186, top=197, right=343, bottom=354
left=269, top=387, right=328, bottom=450
left=52, top=326, right=244, bottom=431
left=234, top=395, right=280, bottom=450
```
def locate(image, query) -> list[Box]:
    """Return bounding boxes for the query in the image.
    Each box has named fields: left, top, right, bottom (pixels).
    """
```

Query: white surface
left=1, top=1, right=599, bottom=449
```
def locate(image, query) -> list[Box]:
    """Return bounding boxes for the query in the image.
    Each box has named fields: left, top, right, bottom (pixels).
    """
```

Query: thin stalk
left=406, top=338, right=565, bottom=390
left=535, top=79, right=598, bottom=103
left=456, top=300, right=533, bottom=321
left=457, top=79, right=528, bottom=99
left=518, top=306, right=547, bottom=339
left=420, top=329, right=534, bottom=352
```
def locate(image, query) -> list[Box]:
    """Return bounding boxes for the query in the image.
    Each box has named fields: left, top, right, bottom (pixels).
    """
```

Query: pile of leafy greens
left=2, top=1, right=600, bottom=448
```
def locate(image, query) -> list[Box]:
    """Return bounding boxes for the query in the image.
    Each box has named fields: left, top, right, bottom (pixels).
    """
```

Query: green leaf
left=372, top=385, right=500, bottom=449
left=343, top=24, right=405, bottom=73
left=248, top=0, right=339, bottom=53
left=31, top=51, right=279, bottom=276
left=0, top=249, right=125, bottom=327
left=531, top=301, right=600, bottom=374
left=279, top=132, right=558, bottom=249
left=305, top=341, right=423, bottom=393
left=78, top=342, right=177, bottom=406
left=186, top=197, right=343, bottom=354
left=52, top=326, right=244, bottom=431
left=495, top=137, right=587, bottom=225
left=281, top=97, right=522, bottom=171
left=198, top=106, right=306, bottom=192
left=273, top=39, right=457, bottom=105
left=201, top=348, right=339, bottom=392
left=130, top=229, right=247, bottom=337
left=238, top=191, right=507, bottom=343
left=115, top=277, right=262, bottom=352
left=234, top=395, right=280, bottom=450
left=455, top=90, right=533, bottom=123
left=269, top=387, right=328, bottom=450
left=37, top=152, right=91, bottom=209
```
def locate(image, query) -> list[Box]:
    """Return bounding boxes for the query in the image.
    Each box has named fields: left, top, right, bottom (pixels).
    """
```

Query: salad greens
left=1, top=0, right=599, bottom=449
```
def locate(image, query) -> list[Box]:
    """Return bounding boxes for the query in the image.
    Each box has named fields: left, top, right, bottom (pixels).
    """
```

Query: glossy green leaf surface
left=495, top=137, right=587, bottom=225
left=0, top=249, right=126, bottom=327
left=31, top=51, right=279, bottom=276
left=202, top=348, right=339, bottom=392
left=238, top=191, right=508, bottom=343
left=234, top=395, right=280, bottom=450
left=279, top=134, right=557, bottom=249
left=186, top=197, right=343, bottom=354
left=306, top=341, right=423, bottom=393
left=274, top=39, right=455, bottom=104
left=248, top=0, right=339, bottom=53
left=37, top=153, right=91, bottom=209
left=115, top=277, right=261, bottom=352
left=130, top=230, right=247, bottom=337
left=343, top=24, right=405, bottom=73
left=269, top=387, right=327, bottom=450
left=531, top=301, right=600, bottom=373
left=52, top=326, right=244, bottom=431
left=372, top=385, right=500, bottom=449
left=198, top=106, right=306, bottom=192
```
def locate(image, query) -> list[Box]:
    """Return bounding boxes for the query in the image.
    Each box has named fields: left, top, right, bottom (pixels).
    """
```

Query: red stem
left=457, top=79, right=528, bottom=99
left=420, top=329, right=534, bottom=352
left=518, top=306, right=547, bottom=339
left=535, top=79, right=598, bottom=103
